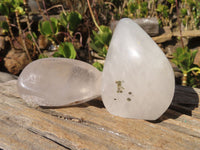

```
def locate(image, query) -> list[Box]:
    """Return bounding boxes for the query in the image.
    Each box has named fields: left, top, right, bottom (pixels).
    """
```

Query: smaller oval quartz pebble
left=17, top=58, right=102, bottom=107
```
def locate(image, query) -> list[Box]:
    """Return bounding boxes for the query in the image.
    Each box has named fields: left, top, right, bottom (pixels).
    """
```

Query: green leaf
left=167, top=0, right=175, bottom=4
left=93, top=62, right=104, bottom=71
left=32, top=32, right=37, bottom=39
left=15, top=6, right=24, bottom=15
left=127, top=2, right=138, bottom=14
left=59, top=11, right=82, bottom=32
left=39, top=21, right=52, bottom=35
left=92, top=30, right=105, bottom=45
left=0, top=4, right=9, bottom=16
left=181, top=8, right=187, bottom=16
left=26, top=33, right=32, bottom=40
left=188, top=67, right=200, bottom=74
left=191, top=50, right=198, bottom=60
left=90, top=25, right=112, bottom=58
left=99, top=25, right=112, bottom=45
left=102, top=46, right=108, bottom=57
left=89, top=42, right=101, bottom=53
left=172, top=47, right=198, bottom=72
left=156, top=4, right=169, bottom=17
left=39, top=17, right=58, bottom=36
left=38, top=54, right=48, bottom=59
left=12, top=0, right=23, bottom=9
left=56, top=42, right=76, bottom=59
left=176, top=47, right=183, bottom=56
left=156, top=4, right=163, bottom=12
left=59, top=12, right=68, bottom=27
left=53, top=51, right=61, bottom=57
left=67, top=11, right=82, bottom=32
left=140, top=2, right=148, bottom=17
left=0, top=0, right=24, bottom=15
left=0, top=21, right=9, bottom=32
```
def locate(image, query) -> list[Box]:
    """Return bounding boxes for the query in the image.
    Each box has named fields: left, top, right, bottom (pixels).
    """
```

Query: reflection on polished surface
left=17, top=58, right=102, bottom=107
left=102, top=18, right=175, bottom=120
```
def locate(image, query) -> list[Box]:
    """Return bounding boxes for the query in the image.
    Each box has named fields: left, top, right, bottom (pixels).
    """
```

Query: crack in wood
left=36, top=108, right=146, bottom=148
left=37, top=108, right=85, bottom=123
left=27, top=128, right=73, bottom=150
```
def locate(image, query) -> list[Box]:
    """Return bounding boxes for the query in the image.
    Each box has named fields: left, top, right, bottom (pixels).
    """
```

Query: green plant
left=58, top=11, right=83, bottom=47
left=123, top=1, right=138, bottom=18
left=180, top=7, right=188, bottom=29
left=59, top=11, right=82, bottom=34
left=39, top=17, right=59, bottom=44
left=38, top=9, right=83, bottom=59
left=139, top=1, right=148, bottom=17
left=0, top=0, right=40, bottom=61
left=123, top=1, right=148, bottom=18
left=193, top=2, right=200, bottom=29
left=179, top=0, right=200, bottom=30
left=90, top=25, right=112, bottom=58
left=92, top=62, right=104, bottom=71
left=172, top=47, right=200, bottom=86
left=172, top=0, right=200, bottom=87
left=0, top=21, right=9, bottom=33
left=186, top=0, right=200, bottom=29
left=87, top=0, right=112, bottom=71
left=53, top=42, right=76, bottom=59
left=156, top=4, right=170, bottom=26
left=0, top=0, right=22, bottom=48
left=38, top=54, right=48, bottom=59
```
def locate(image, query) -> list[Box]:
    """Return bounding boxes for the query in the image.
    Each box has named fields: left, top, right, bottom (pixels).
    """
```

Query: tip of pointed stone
left=101, top=18, right=175, bottom=120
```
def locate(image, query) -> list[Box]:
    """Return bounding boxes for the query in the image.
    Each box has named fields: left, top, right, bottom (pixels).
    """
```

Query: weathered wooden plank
left=44, top=103, right=200, bottom=150
left=155, top=109, right=200, bottom=138
left=0, top=94, right=142, bottom=150
left=165, top=109, right=200, bottom=128
left=0, top=120, right=67, bottom=150
left=152, top=30, right=200, bottom=43
left=152, top=32, right=172, bottom=43
left=0, top=80, right=200, bottom=150
left=173, top=30, right=200, bottom=38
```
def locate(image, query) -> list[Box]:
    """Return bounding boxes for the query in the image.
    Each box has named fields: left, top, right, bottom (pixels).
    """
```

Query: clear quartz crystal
left=101, top=18, right=175, bottom=120
left=17, top=58, right=102, bottom=107
left=18, top=18, right=174, bottom=121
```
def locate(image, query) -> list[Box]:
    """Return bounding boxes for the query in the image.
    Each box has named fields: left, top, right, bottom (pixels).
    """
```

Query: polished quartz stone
left=101, top=18, right=175, bottom=120
left=17, top=58, right=102, bottom=107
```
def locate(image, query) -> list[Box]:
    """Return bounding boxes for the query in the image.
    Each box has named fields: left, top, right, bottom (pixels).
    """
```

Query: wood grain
left=0, top=80, right=200, bottom=150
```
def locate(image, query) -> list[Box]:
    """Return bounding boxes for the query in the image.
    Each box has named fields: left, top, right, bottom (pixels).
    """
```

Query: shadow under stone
left=40, top=97, right=105, bottom=109
left=151, top=85, right=199, bottom=123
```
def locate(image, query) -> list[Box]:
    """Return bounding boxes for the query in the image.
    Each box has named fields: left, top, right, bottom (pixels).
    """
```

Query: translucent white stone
left=101, top=18, right=175, bottom=120
left=17, top=58, right=102, bottom=107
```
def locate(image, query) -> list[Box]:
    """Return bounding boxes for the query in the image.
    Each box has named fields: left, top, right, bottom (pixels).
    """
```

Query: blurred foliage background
left=0, top=0, right=200, bottom=87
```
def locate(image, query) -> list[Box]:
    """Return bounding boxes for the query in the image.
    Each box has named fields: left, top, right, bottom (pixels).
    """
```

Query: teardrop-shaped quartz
left=101, top=18, right=175, bottom=120
left=18, top=58, right=102, bottom=107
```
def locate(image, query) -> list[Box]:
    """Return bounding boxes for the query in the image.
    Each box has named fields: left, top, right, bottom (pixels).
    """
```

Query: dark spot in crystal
left=115, top=80, right=125, bottom=93
left=127, top=98, right=131, bottom=101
